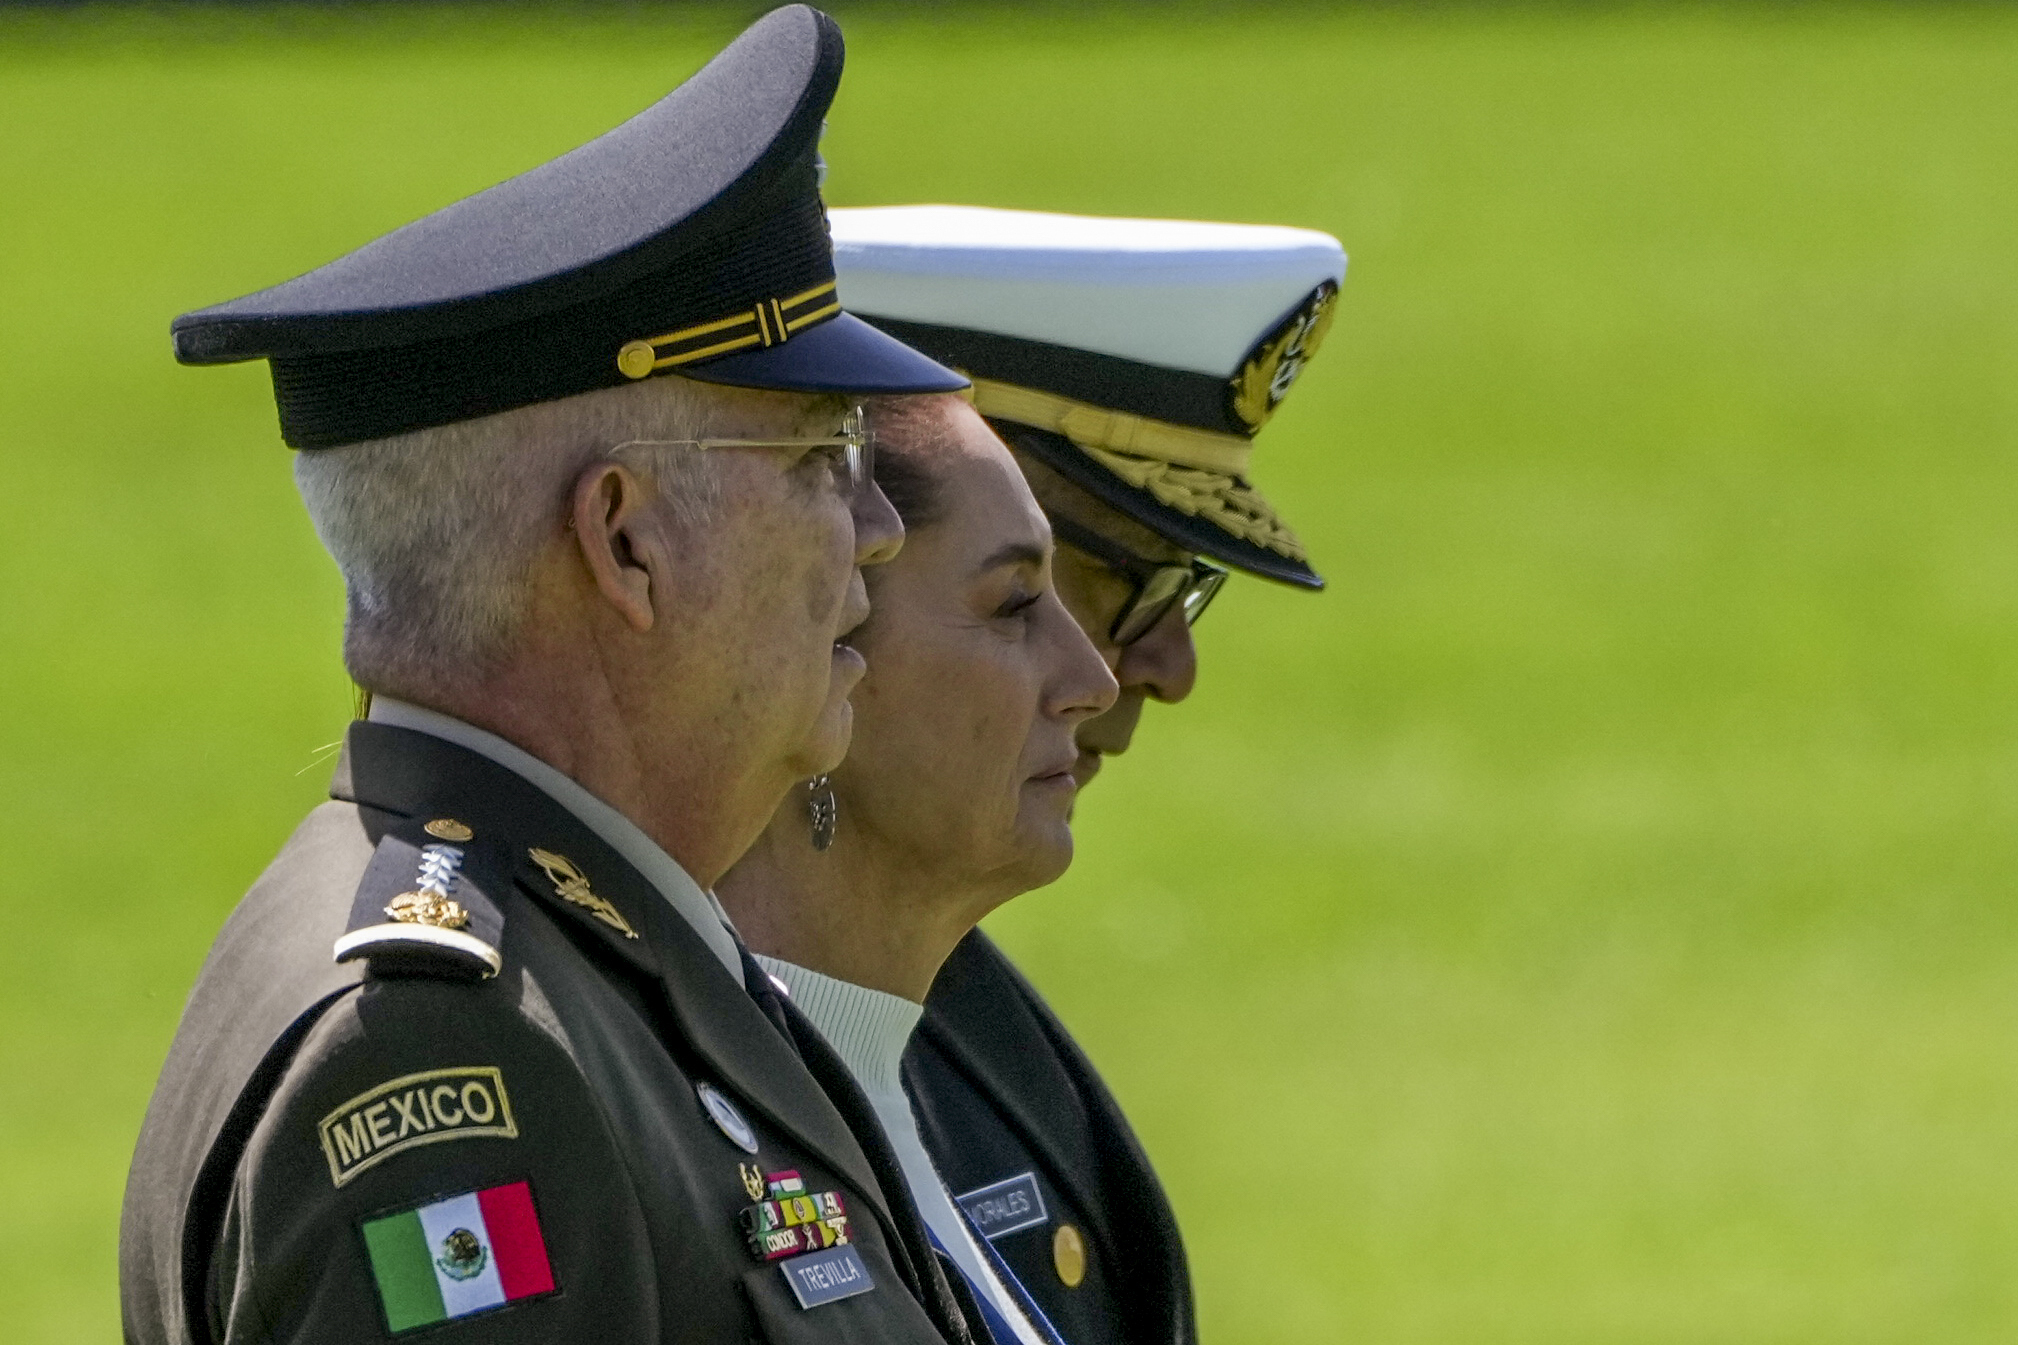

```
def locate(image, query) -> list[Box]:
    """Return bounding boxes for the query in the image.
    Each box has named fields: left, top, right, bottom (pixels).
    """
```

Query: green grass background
left=4, top=2, right=2017, bottom=1340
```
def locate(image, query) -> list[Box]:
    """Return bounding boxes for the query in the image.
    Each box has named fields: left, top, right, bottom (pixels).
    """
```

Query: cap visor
left=1008, top=423, right=1325, bottom=590
left=677, top=312, right=969, bottom=396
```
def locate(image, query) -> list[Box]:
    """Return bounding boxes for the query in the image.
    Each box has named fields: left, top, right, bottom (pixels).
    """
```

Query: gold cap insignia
left=425, top=817, right=474, bottom=842
left=528, top=848, right=639, bottom=940
left=1227, top=280, right=1338, bottom=433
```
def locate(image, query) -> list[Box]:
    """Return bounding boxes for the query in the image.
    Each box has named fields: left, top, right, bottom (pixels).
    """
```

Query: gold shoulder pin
left=385, top=890, right=470, bottom=930
left=385, top=840, right=471, bottom=930
left=528, top=848, right=639, bottom=940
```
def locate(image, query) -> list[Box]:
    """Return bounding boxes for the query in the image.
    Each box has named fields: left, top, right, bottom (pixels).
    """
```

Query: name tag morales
left=955, top=1171, right=1048, bottom=1239
left=317, top=1066, right=518, bottom=1187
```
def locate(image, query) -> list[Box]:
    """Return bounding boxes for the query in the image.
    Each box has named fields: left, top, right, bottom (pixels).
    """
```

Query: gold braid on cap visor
left=616, top=281, right=841, bottom=378
left=967, top=378, right=1308, bottom=563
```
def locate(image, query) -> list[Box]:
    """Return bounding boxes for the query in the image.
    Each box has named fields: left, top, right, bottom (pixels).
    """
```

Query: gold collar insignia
left=528, top=848, right=639, bottom=940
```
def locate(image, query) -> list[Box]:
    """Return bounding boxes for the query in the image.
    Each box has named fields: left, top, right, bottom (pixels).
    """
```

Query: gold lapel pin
left=527, top=848, right=639, bottom=939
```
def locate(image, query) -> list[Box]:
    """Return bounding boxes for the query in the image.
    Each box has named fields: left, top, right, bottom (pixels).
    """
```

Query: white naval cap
left=830, top=205, right=1346, bottom=588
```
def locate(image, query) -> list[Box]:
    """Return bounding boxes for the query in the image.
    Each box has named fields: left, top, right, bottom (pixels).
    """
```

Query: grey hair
left=293, top=376, right=724, bottom=700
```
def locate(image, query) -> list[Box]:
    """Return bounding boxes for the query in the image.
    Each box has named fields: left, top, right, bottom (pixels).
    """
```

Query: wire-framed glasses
left=613, top=405, right=874, bottom=496
left=1047, top=511, right=1228, bottom=646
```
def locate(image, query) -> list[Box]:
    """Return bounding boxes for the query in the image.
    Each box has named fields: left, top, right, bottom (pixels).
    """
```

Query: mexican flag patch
left=360, top=1180, right=556, bottom=1333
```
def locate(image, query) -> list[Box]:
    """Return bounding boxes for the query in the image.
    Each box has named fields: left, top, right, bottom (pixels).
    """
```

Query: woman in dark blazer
left=726, top=206, right=1344, bottom=1345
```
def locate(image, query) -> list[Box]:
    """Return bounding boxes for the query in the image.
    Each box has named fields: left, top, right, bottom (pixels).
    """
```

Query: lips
left=833, top=583, right=871, bottom=655
left=1027, top=753, right=1080, bottom=786
left=1075, top=692, right=1143, bottom=762
left=830, top=591, right=870, bottom=690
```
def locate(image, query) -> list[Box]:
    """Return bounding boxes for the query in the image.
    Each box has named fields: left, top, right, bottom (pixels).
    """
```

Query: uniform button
left=1052, top=1223, right=1086, bottom=1288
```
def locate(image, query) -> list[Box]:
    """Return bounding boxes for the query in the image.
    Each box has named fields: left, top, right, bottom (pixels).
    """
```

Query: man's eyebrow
left=976, top=541, right=1048, bottom=573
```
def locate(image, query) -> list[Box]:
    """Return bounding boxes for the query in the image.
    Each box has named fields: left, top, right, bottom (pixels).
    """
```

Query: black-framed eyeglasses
left=613, top=405, right=875, bottom=497
left=1047, top=512, right=1228, bottom=646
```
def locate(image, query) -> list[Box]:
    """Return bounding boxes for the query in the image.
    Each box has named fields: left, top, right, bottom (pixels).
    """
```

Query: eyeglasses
left=612, top=405, right=875, bottom=497
left=1047, top=511, right=1228, bottom=646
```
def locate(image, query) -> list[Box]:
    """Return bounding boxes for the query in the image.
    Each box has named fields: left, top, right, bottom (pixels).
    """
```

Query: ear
left=570, top=461, right=666, bottom=633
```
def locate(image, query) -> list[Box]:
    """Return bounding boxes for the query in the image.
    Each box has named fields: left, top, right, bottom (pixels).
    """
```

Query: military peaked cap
left=173, top=5, right=964, bottom=450
left=830, top=206, right=1344, bottom=588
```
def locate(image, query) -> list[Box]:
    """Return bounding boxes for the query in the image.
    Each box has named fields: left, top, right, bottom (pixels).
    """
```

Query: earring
left=806, top=775, right=837, bottom=851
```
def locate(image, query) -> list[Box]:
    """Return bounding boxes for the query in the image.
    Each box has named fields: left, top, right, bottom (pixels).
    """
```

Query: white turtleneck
left=754, top=956, right=1045, bottom=1345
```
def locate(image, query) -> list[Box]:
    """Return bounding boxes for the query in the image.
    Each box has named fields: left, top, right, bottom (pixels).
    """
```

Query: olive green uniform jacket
left=121, top=722, right=974, bottom=1345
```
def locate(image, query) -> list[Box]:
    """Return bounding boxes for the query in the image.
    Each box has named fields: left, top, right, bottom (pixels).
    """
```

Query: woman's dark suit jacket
left=906, top=931, right=1196, bottom=1345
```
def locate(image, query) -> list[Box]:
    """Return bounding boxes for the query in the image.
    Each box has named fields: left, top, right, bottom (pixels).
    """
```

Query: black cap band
left=860, top=314, right=1241, bottom=439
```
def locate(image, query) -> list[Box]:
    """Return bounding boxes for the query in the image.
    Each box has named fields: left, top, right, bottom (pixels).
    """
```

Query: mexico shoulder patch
left=319, top=1066, right=518, bottom=1187
left=360, top=1180, right=557, bottom=1333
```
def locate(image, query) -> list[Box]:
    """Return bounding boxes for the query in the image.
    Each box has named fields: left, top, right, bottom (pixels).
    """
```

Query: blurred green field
left=5, top=2, right=2018, bottom=1341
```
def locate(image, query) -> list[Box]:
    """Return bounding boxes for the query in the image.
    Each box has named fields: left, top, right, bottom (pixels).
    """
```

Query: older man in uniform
left=119, top=12, right=986, bottom=1345
left=830, top=206, right=1345, bottom=1345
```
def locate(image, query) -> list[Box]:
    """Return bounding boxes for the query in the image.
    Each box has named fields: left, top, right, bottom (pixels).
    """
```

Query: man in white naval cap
left=822, top=205, right=1347, bottom=1345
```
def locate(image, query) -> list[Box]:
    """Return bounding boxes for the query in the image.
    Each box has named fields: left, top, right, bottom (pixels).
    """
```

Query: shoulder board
left=333, top=817, right=505, bottom=980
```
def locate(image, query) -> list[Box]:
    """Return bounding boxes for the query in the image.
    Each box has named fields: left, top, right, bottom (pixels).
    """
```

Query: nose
left=851, top=478, right=904, bottom=567
left=1043, top=593, right=1120, bottom=723
left=1113, top=603, right=1198, bottom=704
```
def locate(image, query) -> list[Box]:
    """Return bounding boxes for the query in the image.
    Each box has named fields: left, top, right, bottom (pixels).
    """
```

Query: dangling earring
left=806, top=775, right=837, bottom=851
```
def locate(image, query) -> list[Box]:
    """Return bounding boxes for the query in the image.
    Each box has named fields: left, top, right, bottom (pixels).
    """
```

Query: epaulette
left=333, top=817, right=504, bottom=980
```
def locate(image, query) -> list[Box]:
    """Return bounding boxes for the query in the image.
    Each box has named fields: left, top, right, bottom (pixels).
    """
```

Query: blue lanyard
left=926, top=1209, right=1071, bottom=1345
left=963, top=1208, right=1070, bottom=1345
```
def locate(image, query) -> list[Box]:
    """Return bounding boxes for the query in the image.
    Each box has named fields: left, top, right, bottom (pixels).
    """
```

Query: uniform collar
left=366, top=696, right=744, bottom=983
left=332, top=718, right=908, bottom=1246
